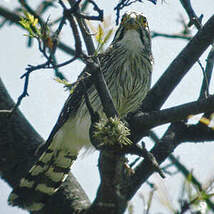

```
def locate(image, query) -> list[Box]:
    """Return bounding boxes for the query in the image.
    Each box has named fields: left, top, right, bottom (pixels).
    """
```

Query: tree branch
left=199, top=46, right=214, bottom=99
left=71, top=2, right=97, bottom=55
left=128, top=95, right=214, bottom=136
left=86, top=153, right=128, bottom=214
left=177, top=122, right=214, bottom=143
left=151, top=31, right=192, bottom=40
left=179, top=0, right=203, bottom=29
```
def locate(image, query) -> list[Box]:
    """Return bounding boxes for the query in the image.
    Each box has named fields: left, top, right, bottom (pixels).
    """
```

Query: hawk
left=8, top=11, right=153, bottom=211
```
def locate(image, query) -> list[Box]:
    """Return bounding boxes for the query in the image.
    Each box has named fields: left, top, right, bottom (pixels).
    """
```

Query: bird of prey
left=8, top=11, right=153, bottom=211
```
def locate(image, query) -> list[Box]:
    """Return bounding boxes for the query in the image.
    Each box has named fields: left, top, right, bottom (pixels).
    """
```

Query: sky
left=0, top=0, right=214, bottom=213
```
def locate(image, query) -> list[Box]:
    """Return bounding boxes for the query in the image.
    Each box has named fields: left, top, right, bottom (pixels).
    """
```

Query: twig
left=80, top=0, right=90, bottom=12
left=149, top=131, right=179, bottom=175
left=169, top=155, right=202, bottom=190
left=50, top=56, right=78, bottom=68
left=0, top=110, right=12, bottom=113
left=10, top=71, right=30, bottom=115
left=151, top=31, right=192, bottom=41
left=199, top=46, right=214, bottom=99
left=10, top=0, right=95, bottom=113
left=47, top=16, right=66, bottom=62
left=197, top=59, right=209, bottom=99
left=74, top=0, right=103, bottom=21
left=9, top=61, right=49, bottom=114
left=129, top=157, right=141, bottom=168
left=67, top=0, right=103, bottom=21
left=169, top=155, right=214, bottom=212
left=179, top=0, right=214, bottom=103
left=145, top=185, right=156, bottom=214
left=87, top=0, right=103, bottom=20
left=179, top=0, right=203, bottom=29
left=8, top=9, right=75, bottom=113
left=36, top=0, right=57, bottom=15
left=62, top=8, right=83, bottom=57
left=149, top=129, right=211, bottom=188
left=76, top=16, right=96, bottom=55
left=114, top=0, right=139, bottom=25
left=0, top=6, right=20, bottom=24
left=66, top=0, right=97, bottom=55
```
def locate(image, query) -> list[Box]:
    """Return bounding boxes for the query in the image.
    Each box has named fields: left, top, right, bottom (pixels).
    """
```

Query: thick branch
left=0, top=78, right=42, bottom=187
left=128, top=95, right=214, bottom=135
left=177, top=122, right=214, bottom=142
left=86, top=153, right=128, bottom=214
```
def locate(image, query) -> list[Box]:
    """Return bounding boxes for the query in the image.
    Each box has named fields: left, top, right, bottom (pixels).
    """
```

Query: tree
left=0, top=0, right=214, bottom=213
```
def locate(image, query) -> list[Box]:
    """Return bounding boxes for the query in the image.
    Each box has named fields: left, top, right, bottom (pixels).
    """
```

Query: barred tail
left=8, top=147, right=77, bottom=211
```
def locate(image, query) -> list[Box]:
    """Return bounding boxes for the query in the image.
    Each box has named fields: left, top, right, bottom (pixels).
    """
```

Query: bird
left=8, top=11, right=153, bottom=211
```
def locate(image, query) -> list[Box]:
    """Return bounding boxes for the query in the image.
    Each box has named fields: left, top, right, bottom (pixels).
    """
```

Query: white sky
left=0, top=0, right=214, bottom=213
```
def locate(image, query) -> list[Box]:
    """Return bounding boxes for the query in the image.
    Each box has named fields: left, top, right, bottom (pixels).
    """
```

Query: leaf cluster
left=93, top=117, right=133, bottom=147
left=19, top=11, right=41, bottom=38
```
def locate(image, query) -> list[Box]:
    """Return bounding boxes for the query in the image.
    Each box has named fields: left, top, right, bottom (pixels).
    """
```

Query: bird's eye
left=121, top=14, right=128, bottom=24
left=139, top=16, right=147, bottom=27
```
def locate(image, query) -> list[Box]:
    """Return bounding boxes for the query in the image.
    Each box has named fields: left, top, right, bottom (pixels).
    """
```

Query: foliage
left=93, top=117, right=132, bottom=147
left=87, top=17, right=114, bottom=54
left=19, top=11, right=41, bottom=38
left=19, top=11, right=53, bottom=49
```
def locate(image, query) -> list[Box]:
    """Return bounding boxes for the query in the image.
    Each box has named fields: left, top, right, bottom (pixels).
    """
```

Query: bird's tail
left=8, top=147, right=76, bottom=211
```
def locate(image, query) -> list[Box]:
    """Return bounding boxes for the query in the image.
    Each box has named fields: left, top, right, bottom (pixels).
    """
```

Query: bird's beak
left=124, top=18, right=139, bottom=31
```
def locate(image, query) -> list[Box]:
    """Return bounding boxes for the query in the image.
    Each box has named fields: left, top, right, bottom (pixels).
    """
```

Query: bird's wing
left=8, top=70, right=94, bottom=211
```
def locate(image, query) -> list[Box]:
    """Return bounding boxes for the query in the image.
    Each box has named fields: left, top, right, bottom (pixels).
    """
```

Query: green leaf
left=96, top=24, right=104, bottom=44
left=103, top=28, right=113, bottom=44
left=19, top=11, right=41, bottom=38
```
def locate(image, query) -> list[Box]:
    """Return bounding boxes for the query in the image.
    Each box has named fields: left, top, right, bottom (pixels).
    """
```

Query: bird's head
left=112, top=12, right=151, bottom=53
left=121, top=11, right=149, bottom=31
